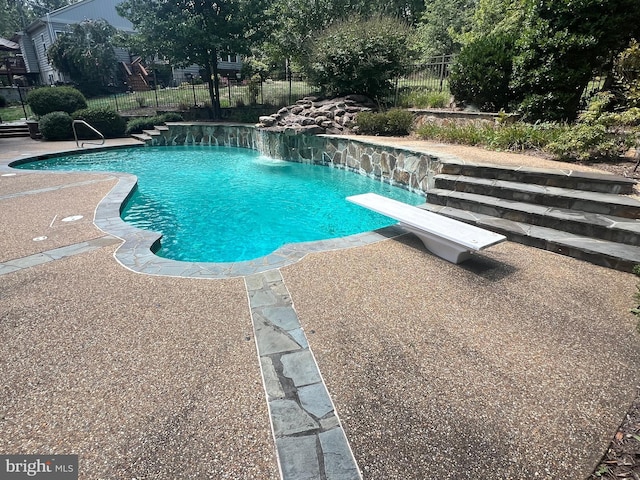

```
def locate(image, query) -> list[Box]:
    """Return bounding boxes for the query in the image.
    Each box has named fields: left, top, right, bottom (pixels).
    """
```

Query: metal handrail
left=73, top=119, right=105, bottom=148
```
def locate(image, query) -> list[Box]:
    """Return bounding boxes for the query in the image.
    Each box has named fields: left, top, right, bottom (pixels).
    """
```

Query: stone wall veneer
left=148, top=123, right=440, bottom=196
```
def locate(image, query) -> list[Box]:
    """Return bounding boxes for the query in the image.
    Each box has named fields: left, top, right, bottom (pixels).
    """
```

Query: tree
left=1, top=1, right=82, bottom=38
left=266, top=0, right=424, bottom=69
left=418, top=0, right=476, bottom=57
left=306, top=16, right=416, bottom=99
left=511, top=0, right=640, bottom=121
left=47, top=19, right=118, bottom=96
left=117, top=0, right=273, bottom=119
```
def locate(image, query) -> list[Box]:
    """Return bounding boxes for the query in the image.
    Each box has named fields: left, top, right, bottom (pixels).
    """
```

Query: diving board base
left=400, top=223, right=473, bottom=264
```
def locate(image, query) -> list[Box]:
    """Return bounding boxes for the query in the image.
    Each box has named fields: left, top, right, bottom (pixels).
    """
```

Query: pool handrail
left=73, top=119, right=105, bottom=148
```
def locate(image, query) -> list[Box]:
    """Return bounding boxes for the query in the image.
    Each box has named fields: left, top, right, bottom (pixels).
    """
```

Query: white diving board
left=347, top=193, right=507, bottom=264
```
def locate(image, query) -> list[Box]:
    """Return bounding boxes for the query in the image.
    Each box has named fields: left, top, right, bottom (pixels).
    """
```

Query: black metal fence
left=4, top=56, right=457, bottom=120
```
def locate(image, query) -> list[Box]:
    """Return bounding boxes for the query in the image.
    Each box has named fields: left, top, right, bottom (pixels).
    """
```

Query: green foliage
left=26, top=86, right=87, bottom=116
left=356, top=109, right=414, bottom=136
left=399, top=89, right=450, bottom=108
left=266, top=0, right=424, bottom=65
left=449, top=31, right=517, bottom=111
left=47, top=20, right=118, bottom=96
left=616, top=40, right=640, bottom=108
left=241, top=57, right=271, bottom=81
left=418, top=0, right=476, bottom=57
left=544, top=124, right=629, bottom=161
left=511, top=0, right=640, bottom=121
left=125, top=113, right=184, bottom=135
left=248, top=74, right=261, bottom=105
left=416, top=120, right=564, bottom=151
left=306, top=16, right=415, bottom=99
left=38, top=111, right=73, bottom=141
left=72, top=107, right=126, bottom=139
left=544, top=93, right=639, bottom=160
left=117, top=0, right=274, bottom=119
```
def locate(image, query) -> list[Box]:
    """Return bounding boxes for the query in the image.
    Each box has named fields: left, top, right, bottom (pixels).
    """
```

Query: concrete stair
left=423, top=161, right=640, bottom=271
left=0, top=122, right=29, bottom=139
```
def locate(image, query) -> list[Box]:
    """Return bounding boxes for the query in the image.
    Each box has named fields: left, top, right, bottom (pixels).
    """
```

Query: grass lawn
left=0, top=81, right=318, bottom=123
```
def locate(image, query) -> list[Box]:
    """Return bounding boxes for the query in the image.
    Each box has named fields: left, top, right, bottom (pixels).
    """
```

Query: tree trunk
left=205, top=49, right=222, bottom=120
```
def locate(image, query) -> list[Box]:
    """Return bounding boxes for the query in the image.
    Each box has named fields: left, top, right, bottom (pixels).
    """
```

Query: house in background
left=0, top=37, right=29, bottom=87
left=15, top=0, right=242, bottom=89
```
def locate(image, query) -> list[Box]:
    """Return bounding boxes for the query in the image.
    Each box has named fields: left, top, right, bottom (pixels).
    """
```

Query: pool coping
left=7, top=145, right=410, bottom=279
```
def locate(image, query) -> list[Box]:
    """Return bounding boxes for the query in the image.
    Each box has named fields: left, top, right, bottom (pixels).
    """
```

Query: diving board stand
left=347, top=193, right=507, bottom=264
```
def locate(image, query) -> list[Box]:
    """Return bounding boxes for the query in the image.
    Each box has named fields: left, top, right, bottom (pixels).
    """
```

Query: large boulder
left=256, top=95, right=376, bottom=135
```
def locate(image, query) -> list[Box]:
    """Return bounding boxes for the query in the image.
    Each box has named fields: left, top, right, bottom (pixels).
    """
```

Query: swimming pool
left=16, top=145, right=424, bottom=262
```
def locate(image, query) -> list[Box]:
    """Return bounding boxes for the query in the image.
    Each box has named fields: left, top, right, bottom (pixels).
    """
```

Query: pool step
left=427, top=162, right=640, bottom=271
left=131, top=125, right=166, bottom=145
left=0, top=123, right=30, bottom=139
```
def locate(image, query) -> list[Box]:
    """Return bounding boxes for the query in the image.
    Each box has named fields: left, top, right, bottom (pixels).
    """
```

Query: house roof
left=25, top=0, right=135, bottom=34
left=0, top=37, right=20, bottom=51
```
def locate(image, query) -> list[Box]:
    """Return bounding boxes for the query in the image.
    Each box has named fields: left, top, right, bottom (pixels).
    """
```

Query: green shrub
left=72, top=107, right=126, bottom=138
left=159, top=112, right=184, bottom=122
left=0, top=95, right=6, bottom=108
left=39, top=111, right=73, bottom=141
left=449, top=31, right=517, bottom=112
left=544, top=123, right=632, bottom=161
left=26, top=86, right=87, bottom=116
left=306, top=16, right=415, bottom=98
left=356, top=109, right=414, bottom=136
left=125, top=112, right=184, bottom=135
left=417, top=120, right=564, bottom=150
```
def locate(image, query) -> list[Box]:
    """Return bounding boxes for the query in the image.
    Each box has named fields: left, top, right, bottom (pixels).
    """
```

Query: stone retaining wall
left=149, top=123, right=442, bottom=195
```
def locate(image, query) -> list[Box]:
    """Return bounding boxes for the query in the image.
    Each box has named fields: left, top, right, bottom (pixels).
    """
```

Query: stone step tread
left=131, top=133, right=152, bottom=141
left=0, top=132, right=30, bottom=137
left=0, top=125, right=29, bottom=131
left=440, top=160, right=636, bottom=193
left=435, top=174, right=640, bottom=209
left=428, top=188, right=640, bottom=234
left=142, top=129, right=161, bottom=136
left=419, top=203, right=640, bottom=268
left=154, top=125, right=169, bottom=131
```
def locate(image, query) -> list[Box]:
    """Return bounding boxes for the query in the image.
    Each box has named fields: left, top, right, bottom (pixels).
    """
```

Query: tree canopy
left=47, top=19, right=118, bottom=96
left=117, top=0, right=273, bottom=119
left=0, top=0, right=78, bottom=37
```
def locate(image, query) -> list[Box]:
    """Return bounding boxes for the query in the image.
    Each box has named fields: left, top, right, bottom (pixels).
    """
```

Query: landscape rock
left=256, top=95, right=376, bottom=135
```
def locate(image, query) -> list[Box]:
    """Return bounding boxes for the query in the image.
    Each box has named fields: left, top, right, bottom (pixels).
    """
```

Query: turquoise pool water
left=16, top=146, right=424, bottom=262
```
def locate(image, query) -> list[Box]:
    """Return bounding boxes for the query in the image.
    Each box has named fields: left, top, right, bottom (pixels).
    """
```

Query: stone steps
left=434, top=174, right=640, bottom=218
left=0, top=123, right=29, bottom=139
left=440, top=161, right=636, bottom=194
left=427, top=162, right=640, bottom=271
left=420, top=203, right=640, bottom=272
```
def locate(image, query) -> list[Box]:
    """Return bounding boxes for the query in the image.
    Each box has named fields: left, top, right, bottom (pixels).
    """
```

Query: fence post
left=228, top=79, right=232, bottom=107
left=17, top=86, right=28, bottom=119
left=287, top=58, right=292, bottom=105
left=191, top=77, right=197, bottom=107
left=439, top=54, right=446, bottom=92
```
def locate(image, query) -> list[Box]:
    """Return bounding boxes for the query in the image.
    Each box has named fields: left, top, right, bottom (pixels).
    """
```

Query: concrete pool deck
left=0, top=136, right=639, bottom=479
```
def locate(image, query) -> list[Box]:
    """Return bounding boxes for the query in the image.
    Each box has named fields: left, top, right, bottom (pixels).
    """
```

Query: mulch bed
left=589, top=387, right=640, bottom=479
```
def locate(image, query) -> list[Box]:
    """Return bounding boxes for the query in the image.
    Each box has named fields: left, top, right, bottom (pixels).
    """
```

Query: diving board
left=347, top=193, right=507, bottom=263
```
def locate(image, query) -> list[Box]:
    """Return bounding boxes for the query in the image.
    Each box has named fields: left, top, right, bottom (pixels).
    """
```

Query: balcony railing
left=0, top=57, right=27, bottom=75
